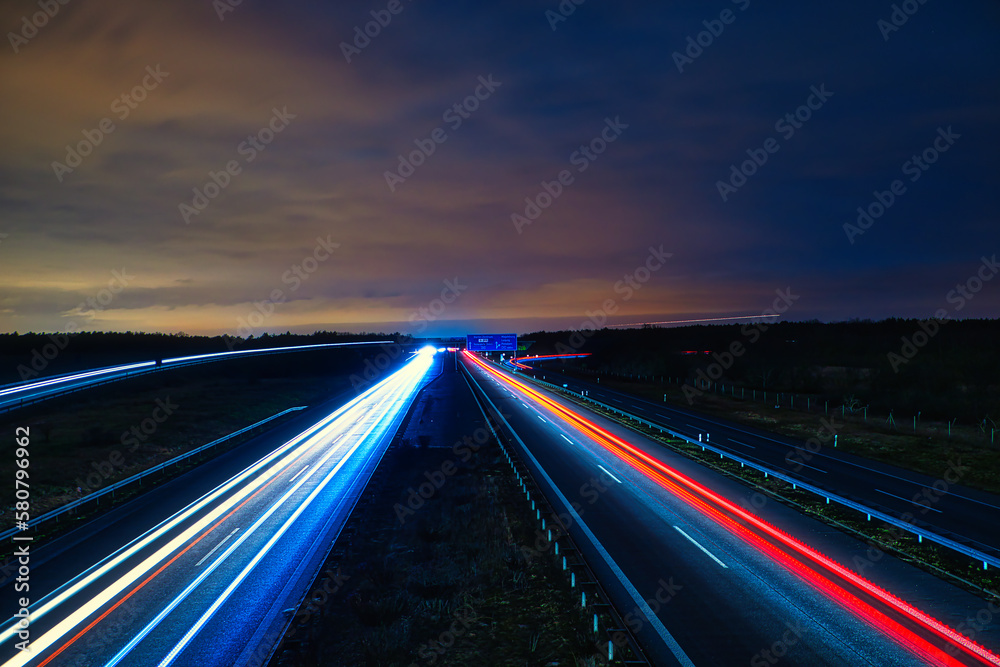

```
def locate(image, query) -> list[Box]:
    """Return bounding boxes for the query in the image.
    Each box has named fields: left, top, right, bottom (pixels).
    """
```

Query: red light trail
left=464, top=350, right=1000, bottom=666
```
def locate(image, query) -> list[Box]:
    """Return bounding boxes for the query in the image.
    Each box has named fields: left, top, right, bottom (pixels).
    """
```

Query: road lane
left=466, top=352, right=1000, bottom=666
left=520, top=365, right=1000, bottom=558
left=0, top=348, right=438, bottom=667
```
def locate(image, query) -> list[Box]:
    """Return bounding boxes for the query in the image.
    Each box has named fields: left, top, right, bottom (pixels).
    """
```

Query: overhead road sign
left=466, top=333, right=517, bottom=351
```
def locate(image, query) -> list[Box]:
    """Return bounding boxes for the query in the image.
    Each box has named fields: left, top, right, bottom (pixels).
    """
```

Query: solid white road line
left=468, top=370, right=696, bottom=667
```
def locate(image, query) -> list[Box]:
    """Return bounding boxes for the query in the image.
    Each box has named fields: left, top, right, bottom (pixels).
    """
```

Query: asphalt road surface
left=520, top=363, right=1000, bottom=561
left=465, top=352, right=1000, bottom=666
left=0, top=348, right=438, bottom=667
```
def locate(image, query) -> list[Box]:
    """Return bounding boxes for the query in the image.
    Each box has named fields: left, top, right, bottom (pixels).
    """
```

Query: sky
left=1, top=0, right=998, bottom=338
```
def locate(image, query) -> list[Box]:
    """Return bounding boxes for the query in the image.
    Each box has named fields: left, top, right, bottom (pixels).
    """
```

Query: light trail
left=159, top=340, right=392, bottom=365
left=1, top=347, right=435, bottom=667
left=151, top=358, right=432, bottom=667
left=606, top=314, right=780, bottom=328
left=465, top=350, right=1000, bottom=666
left=507, top=353, right=590, bottom=370
left=0, top=362, right=155, bottom=396
left=1, top=359, right=402, bottom=647
left=0, top=341, right=394, bottom=399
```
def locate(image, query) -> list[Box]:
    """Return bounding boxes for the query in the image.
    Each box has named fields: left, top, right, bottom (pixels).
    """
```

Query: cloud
left=1, top=0, right=997, bottom=336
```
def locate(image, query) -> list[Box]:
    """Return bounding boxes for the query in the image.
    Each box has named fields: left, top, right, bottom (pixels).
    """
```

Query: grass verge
left=0, top=369, right=352, bottom=538
left=272, top=438, right=611, bottom=667
left=539, top=381, right=1000, bottom=602
left=557, top=369, right=1000, bottom=495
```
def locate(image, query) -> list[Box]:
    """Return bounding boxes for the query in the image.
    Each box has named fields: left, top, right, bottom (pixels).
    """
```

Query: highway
left=464, top=351, right=1000, bottom=666
left=512, top=359, right=1000, bottom=561
left=0, top=341, right=394, bottom=414
left=0, top=347, right=438, bottom=667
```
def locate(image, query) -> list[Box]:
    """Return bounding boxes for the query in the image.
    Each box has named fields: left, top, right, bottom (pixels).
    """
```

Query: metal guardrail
left=503, top=362, right=1000, bottom=572
left=0, top=341, right=398, bottom=414
left=1, top=406, right=307, bottom=543
left=0, top=367, right=162, bottom=414
left=462, top=361, right=652, bottom=665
